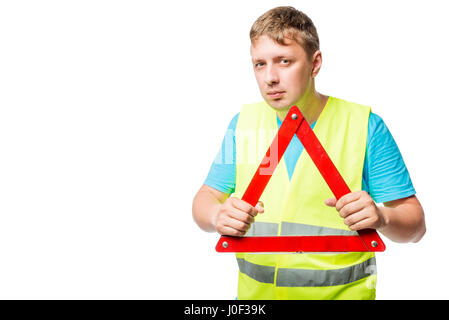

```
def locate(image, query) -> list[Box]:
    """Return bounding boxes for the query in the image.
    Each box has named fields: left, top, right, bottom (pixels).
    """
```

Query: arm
left=325, top=191, right=426, bottom=243
left=379, top=195, right=426, bottom=243
left=192, top=184, right=230, bottom=233
left=192, top=184, right=264, bottom=235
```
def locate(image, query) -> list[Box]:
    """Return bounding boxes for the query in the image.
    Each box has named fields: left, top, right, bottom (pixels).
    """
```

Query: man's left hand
left=325, top=191, right=386, bottom=231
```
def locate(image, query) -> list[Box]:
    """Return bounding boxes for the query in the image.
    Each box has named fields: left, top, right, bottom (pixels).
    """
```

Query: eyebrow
left=252, top=55, right=294, bottom=62
left=274, top=55, right=294, bottom=60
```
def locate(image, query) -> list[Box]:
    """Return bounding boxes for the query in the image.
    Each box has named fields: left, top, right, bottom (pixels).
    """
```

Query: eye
left=254, top=62, right=265, bottom=68
left=280, top=59, right=290, bottom=65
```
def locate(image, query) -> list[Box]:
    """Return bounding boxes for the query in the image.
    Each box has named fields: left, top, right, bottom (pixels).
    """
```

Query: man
left=192, top=6, right=425, bottom=299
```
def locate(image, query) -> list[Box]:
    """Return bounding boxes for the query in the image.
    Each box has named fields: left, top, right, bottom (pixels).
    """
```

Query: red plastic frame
left=215, top=106, right=385, bottom=253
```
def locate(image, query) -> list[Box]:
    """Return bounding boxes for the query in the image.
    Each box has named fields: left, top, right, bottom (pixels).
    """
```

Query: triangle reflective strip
left=215, top=105, right=386, bottom=253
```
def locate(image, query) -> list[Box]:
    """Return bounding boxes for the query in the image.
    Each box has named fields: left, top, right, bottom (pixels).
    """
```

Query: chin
left=266, top=99, right=291, bottom=111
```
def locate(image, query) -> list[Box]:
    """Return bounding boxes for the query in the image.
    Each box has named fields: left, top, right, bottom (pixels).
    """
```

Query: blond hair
left=250, top=6, right=320, bottom=60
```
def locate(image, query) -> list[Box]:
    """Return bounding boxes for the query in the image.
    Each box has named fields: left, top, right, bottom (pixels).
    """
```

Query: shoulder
left=326, top=96, right=386, bottom=135
left=226, top=112, right=240, bottom=132
left=330, top=96, right=371, bottom=112
left=368, top=112, right=385, bottom=129
left=225, top=99, right=269, bottom=132
left=240, top=100, right=275, bottom=117
left=230, top=112, right=240, bottom=127
left=327, top=96, right=371, bottom=124
left=367, top=112, right=392, bottom=146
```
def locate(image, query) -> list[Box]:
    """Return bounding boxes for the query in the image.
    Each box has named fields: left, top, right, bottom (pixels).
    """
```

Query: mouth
left=266, top=91, right=285, bottom=99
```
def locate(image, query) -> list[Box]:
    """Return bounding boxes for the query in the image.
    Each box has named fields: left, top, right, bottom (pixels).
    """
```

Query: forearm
left=378, top=198, right=426, bottom=243
left=192, top=186, right=226, bottom=233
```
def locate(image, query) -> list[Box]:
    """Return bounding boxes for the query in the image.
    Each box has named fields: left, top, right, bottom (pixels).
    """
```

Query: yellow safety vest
left=234, top=96, right=376, bottom=300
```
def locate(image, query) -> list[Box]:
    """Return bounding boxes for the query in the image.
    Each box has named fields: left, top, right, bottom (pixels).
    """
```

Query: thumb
left=325, top=198, right=337, bottom=207
left=255, top=201, right=264, bottom=213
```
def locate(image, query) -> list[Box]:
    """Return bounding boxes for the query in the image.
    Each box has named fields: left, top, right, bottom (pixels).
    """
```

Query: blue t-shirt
left=205, top=111, right=415, bottom=203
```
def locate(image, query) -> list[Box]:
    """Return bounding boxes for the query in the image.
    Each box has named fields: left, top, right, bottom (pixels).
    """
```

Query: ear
left=310, top=50, right=322, bottom=78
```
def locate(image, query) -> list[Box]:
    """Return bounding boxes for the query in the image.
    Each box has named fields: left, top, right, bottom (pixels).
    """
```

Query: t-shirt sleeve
left=363, top=113, right=416, bottom=203
left=203, top=113, right=239, bottom=194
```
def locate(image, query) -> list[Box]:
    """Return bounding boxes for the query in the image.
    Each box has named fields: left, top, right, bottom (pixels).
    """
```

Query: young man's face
left=250, top=35, right=318, bottom=111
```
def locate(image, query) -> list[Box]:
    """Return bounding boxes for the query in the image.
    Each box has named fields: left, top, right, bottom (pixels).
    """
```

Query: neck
left=276, top=90, right=328, bottom=124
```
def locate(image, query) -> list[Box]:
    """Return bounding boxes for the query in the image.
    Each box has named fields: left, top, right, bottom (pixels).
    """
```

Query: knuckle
left=222, top=202, right=231, bottom=212
left=229, top=197, right=239, bottom=207
left=336, top=200, right=346, bottom=211
left=218, top=211, right=228, bottom=221
left=240, top=221, right=249, bottom=231
left=344, top=217, right=352, bottom=226
left=217, top=226, right=225, bottom=235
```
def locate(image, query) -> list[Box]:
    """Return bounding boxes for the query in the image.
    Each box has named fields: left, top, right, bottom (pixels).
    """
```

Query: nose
left=265, top=64, right=279, bottom=86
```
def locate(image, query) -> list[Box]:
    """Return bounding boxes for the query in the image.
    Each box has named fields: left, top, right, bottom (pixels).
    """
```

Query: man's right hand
left=213, top=197, right=264, bottom=236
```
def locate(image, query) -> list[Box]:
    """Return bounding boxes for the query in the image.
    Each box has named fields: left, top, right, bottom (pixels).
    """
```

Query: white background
left=0, top=0, right=447, bottom=299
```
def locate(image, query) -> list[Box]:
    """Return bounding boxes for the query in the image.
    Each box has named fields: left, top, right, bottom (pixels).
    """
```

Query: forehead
left=250, top=35, right=306, bottom=60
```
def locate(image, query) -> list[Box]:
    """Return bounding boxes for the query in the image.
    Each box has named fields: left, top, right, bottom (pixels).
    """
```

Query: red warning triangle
left=215, top=105, right=385, bottom=253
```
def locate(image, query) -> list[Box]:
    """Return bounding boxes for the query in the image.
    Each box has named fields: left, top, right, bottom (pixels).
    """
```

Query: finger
left=228, top=207, right=255, bottom=224
left=255, top=201, right=264, bottom=213
left=325, top=198, right=337, bottom=207
left=335, top=191, right=363, bottom=211
left=338, top=200, right=367, bottom=219
left=343, top=209, right=371, bottom=228
left=231, top=198, right=258, bottom=216
left=223, top=217, right=251, bottom=233
left=218, top=225, right=246, bottom=237
left=347, top=217, right=377, bottom=231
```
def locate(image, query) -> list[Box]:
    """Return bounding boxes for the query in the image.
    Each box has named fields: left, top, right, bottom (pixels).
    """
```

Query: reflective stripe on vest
left=237, top=258, right=275, bottom=284
left=237, top=257, right=376, bottom=287
left=245, top=221, right=358, bottom=236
